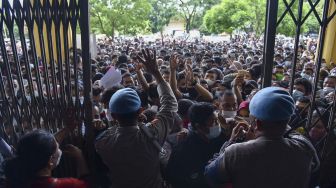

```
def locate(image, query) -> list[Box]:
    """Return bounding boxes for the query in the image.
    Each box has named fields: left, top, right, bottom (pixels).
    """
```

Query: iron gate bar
left=14, top=0, right=35, bottom=131
left=303, top=0, right=322, bottom=25
left=5, top=0, right=30, bottom=134
left=45, top=0, right=60, bottom=132
left=326, top=0, right=336, bottom=24
left=24, top=0, right=46, bottom=129
left=277, top=0, right=297, bottom=27
left=62, top=0, right=72, bottom=107
left=262, top=0, right=279, bottom=88
left=306, top=0, right=331, bottom=129
left=289, top=0, right=304, bottom=94
left=79, top=0, right=94, bottom=173
left=53, top=0, right=67, bottom=109
left=0, top=2, right=22, bottom=135
left=70, top=0, right=80, bottom=121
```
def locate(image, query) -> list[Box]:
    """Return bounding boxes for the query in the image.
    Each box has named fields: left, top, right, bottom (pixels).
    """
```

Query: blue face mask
left=292, top=89, right=304, bottom=101
left=207, top=125, right=221, bottom=139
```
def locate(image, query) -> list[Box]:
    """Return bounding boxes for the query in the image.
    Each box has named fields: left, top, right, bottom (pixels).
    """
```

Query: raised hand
left=185, top=64, right=196, bottom=86
left=134, top=60, right=143, bottom=73
left=170, top=54, right=178, bottom=71
left=137, top=49, right=160, bottom=77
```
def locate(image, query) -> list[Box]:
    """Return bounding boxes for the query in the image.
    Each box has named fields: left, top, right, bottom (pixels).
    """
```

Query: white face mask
left=206, top=79, right=215, bottom=86
left=52, top=148, right=62, bottom=167
left=207, top=125, right=221, bottom=139
left=323, top=87, right=335, bottom=94
left=150, top=105, right=159, bottom=112
left=215, top=91, right=223, bottom=98
left=300, top=72, right=312, bottom=80
left=222, top=111, right=237, bottom=119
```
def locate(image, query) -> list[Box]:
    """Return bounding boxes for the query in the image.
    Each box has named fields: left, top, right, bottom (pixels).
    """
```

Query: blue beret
left=109, top=88, right=141, bottom=114
left=249, top=87, right=294, bottom=121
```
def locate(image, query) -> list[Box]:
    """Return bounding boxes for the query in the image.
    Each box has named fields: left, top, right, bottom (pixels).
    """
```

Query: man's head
left=220, top=91, right=238, bottom=118
left=204, top=69, right=217, bottom=86
left=294, top=78, right=313, bottom=96
left=178, top=99, right=194, bottom=119
left=121, top=73, right=135, bottom=88
left=249, top=87, right=295, bottom=137
left=323, top=75, right=336, bottom=88
left=109, top=88, right=141, bottom=125
left=188, top=102, right=221, bottom=139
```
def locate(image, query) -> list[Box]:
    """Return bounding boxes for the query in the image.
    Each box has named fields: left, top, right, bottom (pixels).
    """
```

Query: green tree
left=203, top=0, right=322, bottom=36
left=175, top=0, right=220, bottom=33
left=90, top=0, right=151, bottom=39
left=149, top=0, right=176, bottom=41
left=203, top=0, right=250, bottom=35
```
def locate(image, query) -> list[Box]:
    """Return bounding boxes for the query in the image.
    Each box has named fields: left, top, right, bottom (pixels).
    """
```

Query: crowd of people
left=0, top=34, right=336, bottom=188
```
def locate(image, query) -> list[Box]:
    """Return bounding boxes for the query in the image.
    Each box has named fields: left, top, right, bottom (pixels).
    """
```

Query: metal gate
left=0, top=0, right=92, bottom=157
left=262, top=0, right=336, bottom=152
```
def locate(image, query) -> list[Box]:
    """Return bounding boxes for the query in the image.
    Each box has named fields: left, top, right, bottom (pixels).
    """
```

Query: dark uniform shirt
left=95, top=82, right=178, bottom=188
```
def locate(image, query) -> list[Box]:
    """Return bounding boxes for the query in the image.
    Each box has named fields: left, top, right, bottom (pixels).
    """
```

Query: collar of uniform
left=256, top=135, right=285, bottom=141
left=116, top=125, right=139, bottom=132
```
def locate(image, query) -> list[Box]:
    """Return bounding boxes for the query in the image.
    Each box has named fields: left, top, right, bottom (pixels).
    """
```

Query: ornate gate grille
left=0, top=0, right=92, bottom=152
left=262, top=0, right=336, bottom=156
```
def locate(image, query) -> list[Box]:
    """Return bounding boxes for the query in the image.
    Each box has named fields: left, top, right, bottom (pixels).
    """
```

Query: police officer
left=205, top=87, right=319, bottom=188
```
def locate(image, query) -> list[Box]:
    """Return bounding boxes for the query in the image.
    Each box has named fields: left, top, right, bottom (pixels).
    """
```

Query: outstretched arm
left=137, top=49, right=178, bottom=144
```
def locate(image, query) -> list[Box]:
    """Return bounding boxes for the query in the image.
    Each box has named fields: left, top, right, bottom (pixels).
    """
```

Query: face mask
left=151, top=105, right=159, bottom=112
left=292, top=89, right=304, bottom=101
left=222, top=111, right=237, bottom=118
left=300, top=72, right=311, bottom=80
left=207, top=125, right=221, bottom=139
left=285, top=61, right=291, bottom=67
left=215, top=91, right=223, bottom=98
left=323, top=87, right=335, bottom=94
left=52, top=148, right=62, bottom=167
left=206, top=79, right=215, bottom=86
left=275, top=73, right=284, bottom=81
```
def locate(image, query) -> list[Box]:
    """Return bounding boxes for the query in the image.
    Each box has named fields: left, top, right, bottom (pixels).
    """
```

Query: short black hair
left=178, top=99, right=194, bottom=118
left=188, top=102, right=214, bottom=128
left=249, top=63, right=262, bottom=81
left=294, top=78, right=313, bottom=95
left=100, top=85, right=124, bottom=105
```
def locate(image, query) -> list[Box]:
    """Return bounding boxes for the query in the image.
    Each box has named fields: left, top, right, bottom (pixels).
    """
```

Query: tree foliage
left=175, top=0, right=220, bottom=33
left=203, top=0, right=322, bottom=36
left=149, top=0, right=176, bottom=34
left=203, top=0, right=250, bottom=35
left=90, top=0, right=152, bottom=38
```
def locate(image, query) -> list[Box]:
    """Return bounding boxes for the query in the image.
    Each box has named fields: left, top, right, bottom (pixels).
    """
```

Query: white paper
left=100, top=66, right=122, bottom=89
